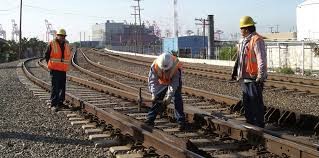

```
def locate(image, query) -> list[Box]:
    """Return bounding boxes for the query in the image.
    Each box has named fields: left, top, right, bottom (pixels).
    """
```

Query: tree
left=218, top=45, right=237, bottom=61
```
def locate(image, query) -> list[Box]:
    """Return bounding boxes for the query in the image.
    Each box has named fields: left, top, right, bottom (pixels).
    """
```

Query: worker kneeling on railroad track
left=45, top=29, right=71, bottom=112
left=145, top=53, right=186, bottom=130
left=231, top=16, right=267, bottom=128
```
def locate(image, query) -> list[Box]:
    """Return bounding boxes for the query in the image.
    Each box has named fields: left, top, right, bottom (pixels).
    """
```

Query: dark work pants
left=50, top=70, right=66, bottom=107
left=241, top=81, right=265, bottom=128
left=147, top=85, right=185, bottom=124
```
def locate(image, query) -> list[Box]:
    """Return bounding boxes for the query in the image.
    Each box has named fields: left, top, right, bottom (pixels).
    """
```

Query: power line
left=23, top=4, right=112, bottom=19
left=0, top=6, right=19, bottom=11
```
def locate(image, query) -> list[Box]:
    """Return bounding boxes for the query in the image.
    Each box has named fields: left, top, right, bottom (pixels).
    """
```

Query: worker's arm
left=255, top=39, right=267, bottom=82
left=167, top=69, right=181, bottom=97
left=44, top=44, right=51, bottom=63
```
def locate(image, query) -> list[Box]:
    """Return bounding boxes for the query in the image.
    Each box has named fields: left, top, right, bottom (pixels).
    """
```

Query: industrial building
left=162, top=36, right=208, bottom=58
left=297, top=0, right=319, bottom=41
left=261, top=32, right=297, bottom=41
left=91, top=20, right=160, bottom=47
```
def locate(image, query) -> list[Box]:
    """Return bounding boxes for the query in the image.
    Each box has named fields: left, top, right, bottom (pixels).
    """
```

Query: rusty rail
left=24, top=58, right=205, bottom=158
left=77, top=50, right=319, bottom=157
left=100, top=50, right=319, bottom=93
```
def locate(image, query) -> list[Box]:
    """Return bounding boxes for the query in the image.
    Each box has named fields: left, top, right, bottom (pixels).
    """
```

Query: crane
left=45, top=19, right=57, bottom=42
left=0, top=24, right=6, bottom=39
left=11, top=19, right=19, bottom=41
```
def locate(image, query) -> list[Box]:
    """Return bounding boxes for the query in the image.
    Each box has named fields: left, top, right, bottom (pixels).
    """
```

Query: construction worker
left=231, top=16, right=267, bottom=128
left=145, top=53, right=186, bottom=130
left=45, top=29, right=71, bottom=112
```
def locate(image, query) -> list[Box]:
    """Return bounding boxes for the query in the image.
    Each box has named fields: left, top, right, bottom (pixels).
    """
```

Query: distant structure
left=297, top=0, right=319, bottom=41
left=173, top=0, right=178, bottom=37
left=45, top=19, right=57, bottom=42
left=11, top=19, right=19, bottom=41
left=0, top=24, right=6, bottom=40
left=91, top=20, right=160, bottom=47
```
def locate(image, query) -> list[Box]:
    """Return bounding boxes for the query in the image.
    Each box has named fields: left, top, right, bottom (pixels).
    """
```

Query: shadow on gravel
left=0, top=132, right=93, bottom=146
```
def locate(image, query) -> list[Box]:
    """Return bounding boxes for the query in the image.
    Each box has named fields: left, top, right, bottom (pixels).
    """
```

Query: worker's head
left=239, top=16, right=256, bottom=37
left=157, top=53, right=173, bottom=71
left=56, top=29, right=67, bottom=42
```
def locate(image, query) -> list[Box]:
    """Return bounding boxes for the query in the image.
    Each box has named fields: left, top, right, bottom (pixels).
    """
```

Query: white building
left=92, top=23, right=105, bottom=41
left=297, top=0, right=319, bottom=41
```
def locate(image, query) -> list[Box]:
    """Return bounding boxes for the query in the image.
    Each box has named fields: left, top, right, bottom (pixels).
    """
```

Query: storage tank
left=297, top=0, right=319, bottom=41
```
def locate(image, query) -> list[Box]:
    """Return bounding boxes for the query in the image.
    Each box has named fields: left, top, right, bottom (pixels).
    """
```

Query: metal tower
left=11, top=19, right=20, bottom=41
left=45, top=19, right=57, bottom=42
left=0, top=24, right=6, bottom=39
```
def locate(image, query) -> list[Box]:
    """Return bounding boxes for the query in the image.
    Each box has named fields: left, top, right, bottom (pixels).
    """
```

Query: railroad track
left=83, top=49, right=319, bottom=133
left=49, top=48, right=319, bottom=157
left=17, top=48, right=319, bottom=157
left=16, top=55, right=316, bottom=157
left=97, top=49, right=319, bottom=96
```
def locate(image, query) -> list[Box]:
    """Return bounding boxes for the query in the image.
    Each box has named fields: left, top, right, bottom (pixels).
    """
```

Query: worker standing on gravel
left=145, top=53, right=186, bottom=130
left=231, top=16, right=267, bottom=128
left=45, top=29, right=71, bottom=112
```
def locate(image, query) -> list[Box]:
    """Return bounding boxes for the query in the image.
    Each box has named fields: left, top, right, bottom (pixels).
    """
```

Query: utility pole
left=131, top=6, right=138, bottom=52
left=195, top=18, right=209, bottom=59
left=133, top=0, right=143, bottom=53
left=19, top=0, right=22, bottom=60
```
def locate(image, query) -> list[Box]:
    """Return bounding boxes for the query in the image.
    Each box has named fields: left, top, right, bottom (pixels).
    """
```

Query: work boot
left=144, top=119, right=155, bottom=127
left=59, top=102, right=69, bottom=109
left=51, top=106, right=58, bottom=112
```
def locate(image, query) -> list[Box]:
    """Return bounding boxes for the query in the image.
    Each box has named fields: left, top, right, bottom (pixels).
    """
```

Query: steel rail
left=101, top=50, right=319, bottom=94
left=78, top=49, right=319, bottom=158
left=24, top=58, right=205, bottom=158
left=102, top=50, right=319, bottom=87
left=82, top=49, right=319, bottom=131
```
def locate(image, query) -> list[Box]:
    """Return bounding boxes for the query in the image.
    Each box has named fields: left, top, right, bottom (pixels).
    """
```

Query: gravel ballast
left=85, top=51, right=319, bottom=116
left=0, top=61, right=108, bottom=158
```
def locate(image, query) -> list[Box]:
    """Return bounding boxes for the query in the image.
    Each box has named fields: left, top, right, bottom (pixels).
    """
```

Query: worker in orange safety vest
left=45, top=28, right=71, bottom=112
left=145, top=53, right=186, bottom=130
left=231, top=16, right=267, bottom=128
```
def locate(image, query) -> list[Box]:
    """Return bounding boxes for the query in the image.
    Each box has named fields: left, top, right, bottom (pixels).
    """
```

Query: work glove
left=151, top=94, right=156, bottom=101
left=163, top=95, right=172, bottom=106
left=151, top=94, right=156, bottom=103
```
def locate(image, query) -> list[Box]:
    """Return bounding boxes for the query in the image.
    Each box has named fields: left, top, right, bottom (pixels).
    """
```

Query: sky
left=0, top=0, right=304, bottom=42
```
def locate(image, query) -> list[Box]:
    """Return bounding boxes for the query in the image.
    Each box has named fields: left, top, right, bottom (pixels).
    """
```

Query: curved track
left=19, top=50, right=319, bottom=157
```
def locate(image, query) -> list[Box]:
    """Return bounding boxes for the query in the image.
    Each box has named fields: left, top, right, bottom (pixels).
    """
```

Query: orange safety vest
left=245, top=34, right=262, bottom=78
left=47, top=40, right=71, bottom=72
left=153, top=56, right=182, bottom=85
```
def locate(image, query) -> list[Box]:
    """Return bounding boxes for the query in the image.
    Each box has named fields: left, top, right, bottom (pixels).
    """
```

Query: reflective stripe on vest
left=245, top=34, right=262, bottom=77
left=153, top=56, right=181, bottom=85
left=47, top=40, right=71, bottom=72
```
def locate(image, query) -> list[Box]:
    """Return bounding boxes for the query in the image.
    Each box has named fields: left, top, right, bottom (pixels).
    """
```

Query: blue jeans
left=241, top=81, right=265, bottom=128
left=147, top=85, right=185, bottom=124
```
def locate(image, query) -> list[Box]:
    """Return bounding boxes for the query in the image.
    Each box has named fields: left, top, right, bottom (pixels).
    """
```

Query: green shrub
left=276, top=67, right=295, bottom=74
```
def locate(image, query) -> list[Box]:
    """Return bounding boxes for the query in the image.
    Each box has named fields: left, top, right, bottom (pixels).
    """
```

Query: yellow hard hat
left=240, top=16, right=256, bottom=28
left=57, top=29, right=67, bottom=36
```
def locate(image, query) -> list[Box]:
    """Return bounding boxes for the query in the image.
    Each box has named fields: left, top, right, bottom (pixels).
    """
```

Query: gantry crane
left=11, top=19, right=20, bottom=41
left=45, top=19, right=57, bottom=42
left=0, top=24, right=6, bottom=39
